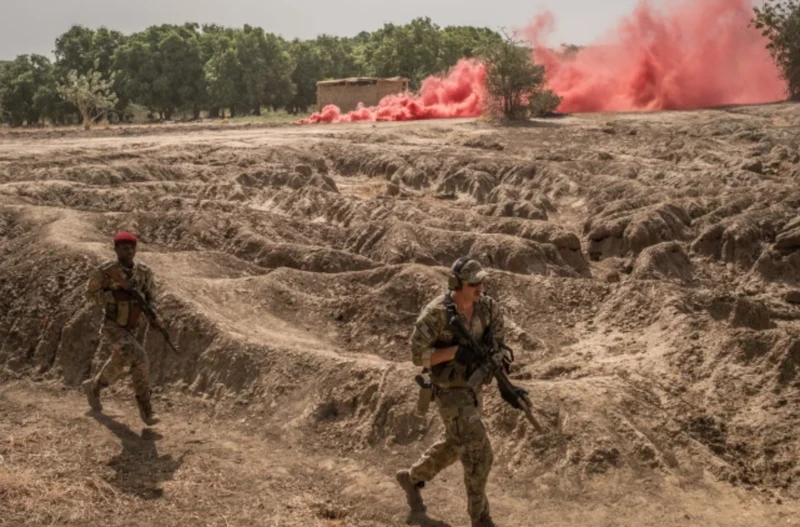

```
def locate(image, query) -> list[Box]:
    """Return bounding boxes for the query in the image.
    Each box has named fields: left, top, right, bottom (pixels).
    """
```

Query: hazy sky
left=0, top=0, right=644, bottom=60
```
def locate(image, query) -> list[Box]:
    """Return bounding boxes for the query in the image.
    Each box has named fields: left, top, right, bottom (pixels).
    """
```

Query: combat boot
left=135, top=394, right=160, bottom=426
left=82, top=379, right=102, bottom=412
left=395, top=469, right=426, bottom=514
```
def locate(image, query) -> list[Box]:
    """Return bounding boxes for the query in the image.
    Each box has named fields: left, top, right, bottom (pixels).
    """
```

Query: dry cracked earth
left=1, top=104, right=800, bottom=527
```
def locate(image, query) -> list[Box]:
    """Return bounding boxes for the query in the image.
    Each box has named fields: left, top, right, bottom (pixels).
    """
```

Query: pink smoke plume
left=299, top=0, right=786, bottom=124
left=299, top=59, right=486, bottom=124
left=529, top=0, right=786, bottom=112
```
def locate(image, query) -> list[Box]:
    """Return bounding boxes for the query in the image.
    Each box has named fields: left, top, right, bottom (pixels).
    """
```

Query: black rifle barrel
left=449, top=314, right=543, bottom=432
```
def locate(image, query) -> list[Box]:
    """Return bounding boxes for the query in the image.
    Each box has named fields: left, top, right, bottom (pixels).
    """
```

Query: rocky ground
left=1, top=104, right=799, bottom=526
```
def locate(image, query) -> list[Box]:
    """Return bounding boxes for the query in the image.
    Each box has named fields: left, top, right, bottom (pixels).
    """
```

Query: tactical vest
left=102, top=262, right=145, bottom=328
left=429, top=295, right=493, bottom=389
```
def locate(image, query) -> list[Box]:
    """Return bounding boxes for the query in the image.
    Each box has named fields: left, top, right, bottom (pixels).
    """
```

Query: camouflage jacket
left=85, top=261, right=157, bottom=328
left=410, top=292, right=505, bottom=389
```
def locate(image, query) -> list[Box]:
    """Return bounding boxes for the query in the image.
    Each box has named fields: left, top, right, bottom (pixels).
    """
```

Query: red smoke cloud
left=300, top=0, right=786, bottom=124
left=530, top=0, right=786, bottom=112
left=298, top=60, right=486, bottom=124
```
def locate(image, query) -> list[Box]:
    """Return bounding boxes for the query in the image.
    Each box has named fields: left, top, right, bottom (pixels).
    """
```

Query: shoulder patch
left=416, top=320, right=433, bottom=341
left=100, top=261, right=117, bottom=271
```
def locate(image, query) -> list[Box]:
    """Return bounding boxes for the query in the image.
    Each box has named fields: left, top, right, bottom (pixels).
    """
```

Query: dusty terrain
left=1, top=105, right=799, bottom=526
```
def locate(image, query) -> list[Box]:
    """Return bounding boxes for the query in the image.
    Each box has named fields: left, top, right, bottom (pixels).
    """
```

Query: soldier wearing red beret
left=82, top=232, right=162, bottom=425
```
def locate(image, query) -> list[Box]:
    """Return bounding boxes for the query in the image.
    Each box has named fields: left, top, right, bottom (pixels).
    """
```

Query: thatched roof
left=317, top=76, right=408, bottom=87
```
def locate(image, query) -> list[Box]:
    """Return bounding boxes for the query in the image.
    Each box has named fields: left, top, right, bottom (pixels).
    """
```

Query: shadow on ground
left=88, top=411, right=186, bottom=499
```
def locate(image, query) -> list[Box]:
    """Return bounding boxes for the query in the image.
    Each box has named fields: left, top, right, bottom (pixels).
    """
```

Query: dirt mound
left=692, top=217, right=765, bottom=267
left=776, top=216, right=800, bottom=253
left=585, top=202, right=693, bottom=260
left=728, top=297, right=777, bottom=330
left=632, top=242, right=693, bottom=283
left=3, top=105, right=800, bottom=524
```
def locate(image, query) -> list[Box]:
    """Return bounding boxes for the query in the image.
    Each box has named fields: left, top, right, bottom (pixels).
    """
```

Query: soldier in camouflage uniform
left=396, top=257, right=508, bottom=527
left=82, top=232, right=162, bottom=426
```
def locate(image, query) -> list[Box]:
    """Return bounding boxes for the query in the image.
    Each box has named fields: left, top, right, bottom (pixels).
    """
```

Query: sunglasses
left=466, top=282, right=484, bottom=287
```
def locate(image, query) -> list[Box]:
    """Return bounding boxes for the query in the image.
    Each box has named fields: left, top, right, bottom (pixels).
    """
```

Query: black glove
left=499, top=383, right=529, bottom=410
left=454, top=345, right=481, bottom=366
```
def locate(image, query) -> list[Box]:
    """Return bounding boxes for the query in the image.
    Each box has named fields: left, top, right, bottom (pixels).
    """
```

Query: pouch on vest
left=415, top=374, right=433, bottom=415
left=128, top=304, right=143, bottom=328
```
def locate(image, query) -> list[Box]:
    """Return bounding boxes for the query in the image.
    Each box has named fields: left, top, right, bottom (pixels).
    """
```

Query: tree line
left=2, top=3, right=797, bottom=128
left=0, top=18, right=503, bottom=126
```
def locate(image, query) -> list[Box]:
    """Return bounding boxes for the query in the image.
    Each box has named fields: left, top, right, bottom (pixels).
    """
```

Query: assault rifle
left=447, top=310, right=544, bottom=433
left=104, top=268, right=180, bottom=355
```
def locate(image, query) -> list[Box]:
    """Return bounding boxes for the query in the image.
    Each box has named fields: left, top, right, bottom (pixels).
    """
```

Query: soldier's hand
left=490, top=351, right=505, bottom=368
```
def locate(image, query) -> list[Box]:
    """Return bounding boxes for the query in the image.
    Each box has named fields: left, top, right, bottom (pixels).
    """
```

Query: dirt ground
left=1, top=105, right=799, bottom=526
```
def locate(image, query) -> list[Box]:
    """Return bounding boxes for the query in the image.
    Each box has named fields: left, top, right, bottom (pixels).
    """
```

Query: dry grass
left=0, top=382, right=366, bottom=527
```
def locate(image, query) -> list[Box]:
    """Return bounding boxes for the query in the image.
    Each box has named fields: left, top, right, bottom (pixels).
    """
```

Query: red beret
left=114, top=232, right=138, bottom=245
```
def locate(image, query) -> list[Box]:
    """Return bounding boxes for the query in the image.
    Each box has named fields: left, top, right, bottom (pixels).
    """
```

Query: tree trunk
left=209, top=108, right=220, bottom=119
left=230, top=107, right=236, bottom=118
left=82, top=112, right=91, bottom=131
left=253, top=106, right=261, bottom=116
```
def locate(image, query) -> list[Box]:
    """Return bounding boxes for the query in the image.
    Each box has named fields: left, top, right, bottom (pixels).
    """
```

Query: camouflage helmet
left=448, top=257, right=488, bottom=290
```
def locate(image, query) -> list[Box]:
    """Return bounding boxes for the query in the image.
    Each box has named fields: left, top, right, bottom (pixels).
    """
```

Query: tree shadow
left=88, top=412, right=185, bottom=500
left=498, top=117, right=567, bottom=129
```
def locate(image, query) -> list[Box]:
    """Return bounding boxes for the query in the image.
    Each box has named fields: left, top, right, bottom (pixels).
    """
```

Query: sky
left=0, top=0, right=643, bottom=60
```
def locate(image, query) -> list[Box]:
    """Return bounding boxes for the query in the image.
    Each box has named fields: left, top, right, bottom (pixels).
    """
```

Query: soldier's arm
left=410, top=309, right=456, bottom=368
left=489, top=298, right=515, bottom=370
left=85, top=268, right=113, bottom=306
left=141, top=268, right=158, bottom=308
left=490, top=298, right=506, bottom=345
left=141, top=268, right=166, bottom=328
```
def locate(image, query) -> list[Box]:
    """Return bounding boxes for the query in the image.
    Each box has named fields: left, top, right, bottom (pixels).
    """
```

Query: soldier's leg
left=127, top=331, right=159, bottom=425
left=398, top=404, right=462, bottom=514
left=409, top=431, right=461, bottom=483
left=128, top=336, right=151, bottom=399
left=83, top=325, right=131, bottom=411
left=458, top=414, right=494, bottom=527
left=409, top=408, right=462, bottom=483
left=93, top=326, right=132, bottom=389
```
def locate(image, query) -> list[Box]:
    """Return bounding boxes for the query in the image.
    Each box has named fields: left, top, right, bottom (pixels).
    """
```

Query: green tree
left=204, top=26, right=294, bottom=116
left=57, top=69, right=119, bottom=129
left=251, top=29, right=294, bottom=113
left=528, top=89, right=562, bottom=117
left=752, top=0, right=800, bottom=100
left=54, top=25, right=127, bottom=121
left=288, top=39, right=326, bottom=112
left=438, top=26, right=502, bottom=71
left=54, top=25, right=124, bottom=78
left=364, top=18, right=442, bottom=88
left=479, top=34, right=555, bottom=120
left=199, top=24, right=234, bottom=117
left=204, top=33, right=240, bottom=116
left=0, top=55, right=58, bottom=126
left=113, top=24, right=205, bottom=119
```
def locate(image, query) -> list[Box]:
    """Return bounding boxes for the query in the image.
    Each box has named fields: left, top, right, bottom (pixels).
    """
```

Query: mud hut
left=316, top=77, right=410, bottom=112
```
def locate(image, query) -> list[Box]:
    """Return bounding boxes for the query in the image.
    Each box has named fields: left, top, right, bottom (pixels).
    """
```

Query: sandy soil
left=1, top=104, right=799, bottom=526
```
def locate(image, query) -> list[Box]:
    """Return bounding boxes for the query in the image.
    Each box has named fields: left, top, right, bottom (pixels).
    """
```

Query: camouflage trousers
left=410, top=387, right=493, bottom=524
left=92, top=322, right=151, bottom=399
